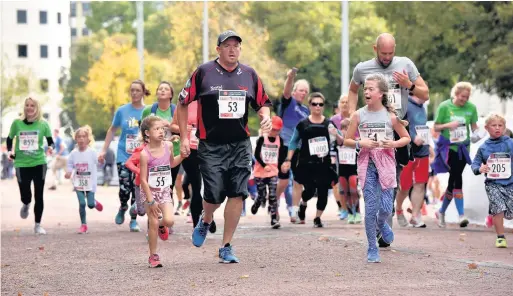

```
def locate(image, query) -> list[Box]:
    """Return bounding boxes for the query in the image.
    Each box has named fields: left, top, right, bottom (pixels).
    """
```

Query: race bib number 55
left=149, top=165, right=172, bottom=190
left=218, top=90, right=246, bottom=119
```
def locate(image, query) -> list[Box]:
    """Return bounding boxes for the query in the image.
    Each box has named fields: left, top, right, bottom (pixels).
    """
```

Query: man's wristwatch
left=409, top=83, right=416, bottom=92
left=284, top=159, right=291, bottom=162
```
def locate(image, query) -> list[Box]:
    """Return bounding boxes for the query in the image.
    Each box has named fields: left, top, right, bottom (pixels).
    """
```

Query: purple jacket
left=431, top=135, right=471, bottom=174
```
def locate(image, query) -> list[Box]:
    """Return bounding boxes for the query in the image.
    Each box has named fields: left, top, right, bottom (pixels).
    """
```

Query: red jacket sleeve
left=125, top=150, right=140, bottom=176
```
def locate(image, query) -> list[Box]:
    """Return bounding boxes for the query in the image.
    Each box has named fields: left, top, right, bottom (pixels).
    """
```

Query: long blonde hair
left=20, top=97, right=43, bottom=121
left=73, top=125, right=95, bottom=148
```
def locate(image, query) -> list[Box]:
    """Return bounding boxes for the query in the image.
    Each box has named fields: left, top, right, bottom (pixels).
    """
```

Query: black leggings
left=302, top=182, right=330, bottom=211
left=182, top=173, right=191, bottom=200
left=447, top=150, right=467, bottom=193
left=16, top=164, right=47, bottom=223
left=181, top=149, right=203, bottom=227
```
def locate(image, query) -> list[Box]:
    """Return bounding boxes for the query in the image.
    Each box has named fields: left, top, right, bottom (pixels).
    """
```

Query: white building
left=0, top=0, right=71, bottom=138
left=70, top=1, right=91, bottom=58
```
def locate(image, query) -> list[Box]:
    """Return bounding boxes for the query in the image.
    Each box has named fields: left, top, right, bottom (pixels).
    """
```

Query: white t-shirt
left=67, top=148, right=101, bottom=192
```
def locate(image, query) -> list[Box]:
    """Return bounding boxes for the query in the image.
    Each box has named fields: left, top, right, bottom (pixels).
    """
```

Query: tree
left=82, top=34, right=173, bottom=137
left=246, top=1, right=389, bottom=107
left=374, top=1, right=513, bottom=101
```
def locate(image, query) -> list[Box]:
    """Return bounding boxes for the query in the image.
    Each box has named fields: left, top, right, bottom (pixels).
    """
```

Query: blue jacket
left=431, top=135, right=471, bottom=174
left=471, top=136, right=513, bottom=186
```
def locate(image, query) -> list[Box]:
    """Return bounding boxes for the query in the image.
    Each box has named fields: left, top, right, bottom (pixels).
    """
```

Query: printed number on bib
left=487, top=153, right=511, bottom=179
left=387, top=86, right=402, bottom=110
left=338, top=146, right=356, bottom=165
left=149, top=165, right=172, bottom=189
left=219, top=90, right=246, bottom=119
left=450, top=124, right=467, bottom=143
left=308, top=137, right=329, bottom=157
left=125, top=134, right=141, bottom=154
left=415, top=125, right=430, bottom=144
left=19, top=131, right=38, bottom=151
left=358, top=123, right=388, bottom=142
left=74, top=172, right=92, bottom=191
left=261, top=145, right=279, bottom=164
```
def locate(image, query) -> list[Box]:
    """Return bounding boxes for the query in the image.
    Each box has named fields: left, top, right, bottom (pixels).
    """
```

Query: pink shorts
left=139, top=186, right=173, bottom=206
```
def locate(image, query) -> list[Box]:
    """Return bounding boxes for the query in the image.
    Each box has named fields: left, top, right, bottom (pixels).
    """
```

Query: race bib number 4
left=308, top=137, right=329, bottom=158
left=450, top=124, right=467, bottom=143
left=387, top=86, right=402, bottom=110
left=338, top=146, right=356, bottom=165
left=19, top=131, right=38, bottom=151
left=261, top=144, right=279, bottom=164
left=358, top=123, right=388, bottom=142
left=149, top=165, right=172, bottom=190
left=74, top=171, right=92, bottom=191
left=487, top=153, right=511, bottom=179
left=415, top=125, right=430, bottom=144
left=125, top=134, right=140, bottom=154
left=218, top=90, right=246, bottom=119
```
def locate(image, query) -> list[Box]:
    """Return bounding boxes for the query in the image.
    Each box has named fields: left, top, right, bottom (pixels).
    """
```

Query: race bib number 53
left=218, top=90, right=246, bottom=119
left=487, top=153, right=511, bottom=179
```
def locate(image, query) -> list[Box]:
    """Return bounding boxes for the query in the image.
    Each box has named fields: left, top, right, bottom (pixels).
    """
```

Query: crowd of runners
left=4, top=30, right=513, bottom=267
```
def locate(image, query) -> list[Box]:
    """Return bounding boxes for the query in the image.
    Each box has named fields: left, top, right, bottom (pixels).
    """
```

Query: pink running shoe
left=158, top=226, right=169, bottom=241
left=78, top=224, right=88, bottom=234
left=148, top=254, right=163, bottom=268
left=95, top=201, right=103, bottom=212
left=485, top=215, right=493, bottom=228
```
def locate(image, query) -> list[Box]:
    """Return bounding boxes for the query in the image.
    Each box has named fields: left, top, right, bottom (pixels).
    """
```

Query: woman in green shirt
left=434, top=82, right=479, bottom=228
left=6, top=97, right=54, bottom=235
left=140, top=81, right=183, bottom=210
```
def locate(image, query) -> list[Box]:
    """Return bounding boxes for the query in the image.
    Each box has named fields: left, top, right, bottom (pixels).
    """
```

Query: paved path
left=1, top=179, right=512, bottom=296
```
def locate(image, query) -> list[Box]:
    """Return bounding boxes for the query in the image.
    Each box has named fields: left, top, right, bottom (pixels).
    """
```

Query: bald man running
left=348, top=33, right=429, bottom=243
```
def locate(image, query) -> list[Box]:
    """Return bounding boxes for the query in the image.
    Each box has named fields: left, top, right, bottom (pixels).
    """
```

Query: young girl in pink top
left=139, top=116, right=183, bottom=268
left=344, top=73, right=410, bottom=263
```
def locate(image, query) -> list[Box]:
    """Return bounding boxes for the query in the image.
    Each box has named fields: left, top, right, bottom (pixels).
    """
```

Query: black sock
left=498, top=235, right=505, bottom=239
left=336, top=201, right=342, bottom=208
left=224, top=243, right=230, bottom=248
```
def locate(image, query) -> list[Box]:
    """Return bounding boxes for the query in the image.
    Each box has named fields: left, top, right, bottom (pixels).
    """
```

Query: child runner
left=251, top=116, right=287, bottom=229
left=471, top=113, right=513, bottom=248
left=337, top=118, right=361, bottom=224
left=65, top=126, right=104, bottom=233
left=433, top=82, right=480, bottom=228
left=344, top=73, right=410, bottom=263
left=139, top=116, right=183, bottom=268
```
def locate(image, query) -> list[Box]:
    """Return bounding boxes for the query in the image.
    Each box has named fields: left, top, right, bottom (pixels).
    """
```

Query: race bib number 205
left=487, top=153, right=511, bottom=179
left=218, top=90, right=246, bottom=119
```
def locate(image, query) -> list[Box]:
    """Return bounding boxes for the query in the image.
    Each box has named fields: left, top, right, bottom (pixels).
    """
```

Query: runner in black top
left=177, top=30, right=272, bottom=264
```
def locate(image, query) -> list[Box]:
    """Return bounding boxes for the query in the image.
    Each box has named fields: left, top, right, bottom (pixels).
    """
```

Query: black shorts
left=294, top=162, right=338, bottom=187
left=198, top=139, right=252, bottom=204
left=338, top=164, right=357, bottom=179
left=278, top=148, right=299, bottom=180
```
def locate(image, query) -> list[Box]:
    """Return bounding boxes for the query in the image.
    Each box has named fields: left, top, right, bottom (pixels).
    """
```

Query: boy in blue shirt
left=471, top=113, right=513, bottom=248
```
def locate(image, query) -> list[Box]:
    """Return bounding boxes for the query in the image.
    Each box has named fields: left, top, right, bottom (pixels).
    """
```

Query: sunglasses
left=310, top=102, right=324, bottom=107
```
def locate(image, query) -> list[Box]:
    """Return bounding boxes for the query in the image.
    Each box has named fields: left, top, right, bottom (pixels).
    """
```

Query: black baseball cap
left=217, top=30, right=242, bottom=46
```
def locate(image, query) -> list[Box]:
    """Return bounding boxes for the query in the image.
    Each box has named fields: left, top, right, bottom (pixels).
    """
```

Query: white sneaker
left=396, top=213, right=409, bottom=227
left=459, top=216, right=469, bottom=228
left=34, top=223, right=46, bottom=235
left=20, top=204, right=30, bottom=219
left=435, top=211, right=446, bottom=228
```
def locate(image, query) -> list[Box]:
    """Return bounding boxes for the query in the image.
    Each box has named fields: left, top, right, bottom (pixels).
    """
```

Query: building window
left=82, top=28, right=89, bottom=36
left=82, top=2, right=92, bottom=16
left=40, top=45, right=48, bottom=58
left=70, top=2, right=76, bottom=17
left=17, top=10, right=27, bottom=24
left=39, top=11, right=47, bottom=24
left=18, top=45, right=28, bottom=58
left=58, top=46, right=62, bottom=58
left=57, top=12, right=61, bottom=24
left=71, top=28, right=77, bottom=37
left=40, top=79, right=49, bottom=92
